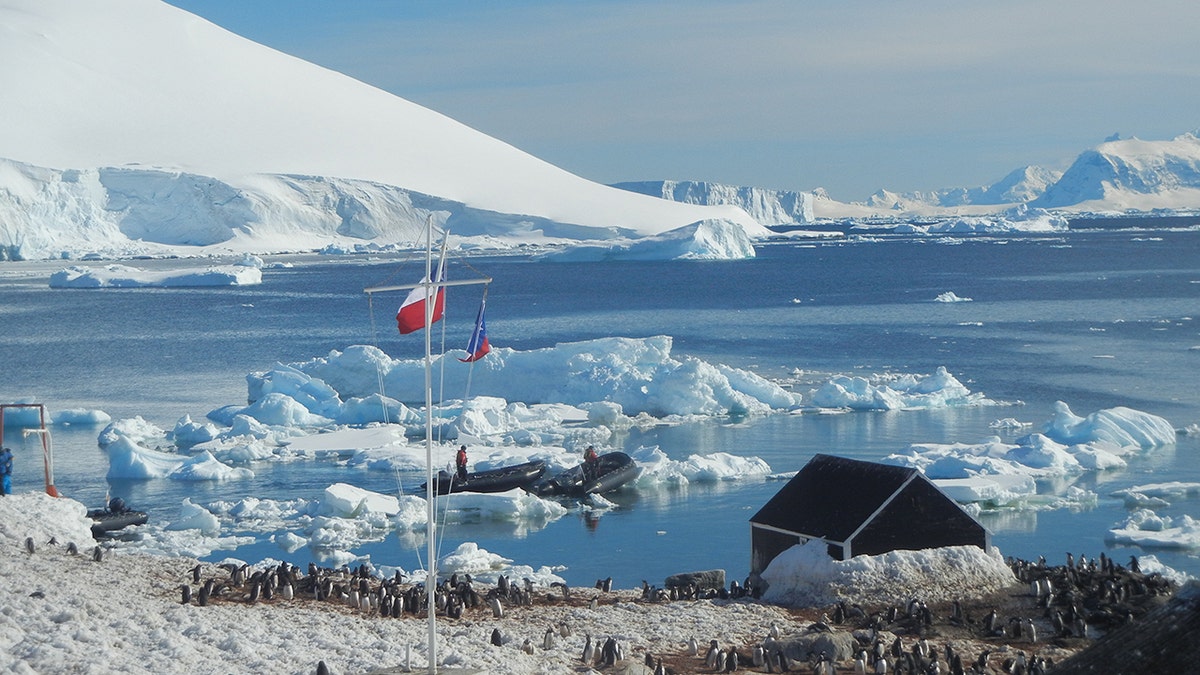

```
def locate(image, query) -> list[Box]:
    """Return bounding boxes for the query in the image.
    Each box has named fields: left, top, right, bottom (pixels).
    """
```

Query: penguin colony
left=19, top=530, right=1167, bottom=675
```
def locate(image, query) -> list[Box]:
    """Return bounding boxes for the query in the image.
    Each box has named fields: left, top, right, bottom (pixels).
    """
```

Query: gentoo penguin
left=490, top=628, right=503, bottom=647
left=542, top=626, right=555, bottom=650
left=874, top=656, right=888, bottom=674
left=654, top=658, right=666, bottom=675
left=558, top=621, right=572, bottom=638
left=180, top=585, right=191, bottom=605
left=316, top=660, right=331, bottom=675
left=489, top=595, right=503, bottom=618
left=25, top=537, right=35, bottom=554
left=855, top=649, right=868, bottom=675
left=197, top=582, right=210, bottom=607
left=725, top=647, right=739, bottom=672
left=715, top=650, right=726, bottom=672
left=705, top=639, right=721, bottom=669
left=190, top=564, right=202, bottom=584
left=91, top=546, right=103, bottom=562
left=66, top=542, right=78, bottom=555
left=581, top=633, right=594, bottom=663
left=521, top=638, right=535, bottom=655
left=686, top=636, right=698, bottom=656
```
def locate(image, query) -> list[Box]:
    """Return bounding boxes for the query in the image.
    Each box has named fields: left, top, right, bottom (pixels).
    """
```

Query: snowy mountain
left=0, top=0, right=765, bottom=260
left=863, top=166, right=1061, bottom=211
left=609, top=181, right=815, bottom=225
left=1032, top=133, right=1200, bottom=210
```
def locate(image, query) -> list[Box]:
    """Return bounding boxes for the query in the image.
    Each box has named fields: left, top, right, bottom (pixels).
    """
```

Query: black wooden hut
left=749, top=454, right=989, bottom=575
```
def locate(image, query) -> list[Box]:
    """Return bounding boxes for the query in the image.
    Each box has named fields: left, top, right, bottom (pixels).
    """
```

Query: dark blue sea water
left=2, top=228, right=1199, bottom=586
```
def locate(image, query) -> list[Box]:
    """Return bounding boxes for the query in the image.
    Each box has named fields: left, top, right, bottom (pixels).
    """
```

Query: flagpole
left=363, top=218, right=491, bottom=675
left=422, top=221, right=438, bottom=674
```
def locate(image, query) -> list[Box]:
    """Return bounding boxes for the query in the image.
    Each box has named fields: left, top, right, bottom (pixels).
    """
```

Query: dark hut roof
left=750, top=454, right=920, bottom=542
left=1049, top=581, right=1200, bottom=674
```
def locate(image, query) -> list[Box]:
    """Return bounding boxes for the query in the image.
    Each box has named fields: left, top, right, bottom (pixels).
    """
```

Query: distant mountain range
left=630, top=133, right=1200, bottom=220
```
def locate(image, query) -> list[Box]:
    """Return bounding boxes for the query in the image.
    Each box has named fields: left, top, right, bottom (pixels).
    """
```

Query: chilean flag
left=458, top=301, right=490, bottom=362
left=396, top=259, right=446, bottom=335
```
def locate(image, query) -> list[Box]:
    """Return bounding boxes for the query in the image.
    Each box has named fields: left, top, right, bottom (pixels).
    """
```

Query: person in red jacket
left=455, top=445, right=469, bottom=481
left=583, top=445, right=599, bottom=481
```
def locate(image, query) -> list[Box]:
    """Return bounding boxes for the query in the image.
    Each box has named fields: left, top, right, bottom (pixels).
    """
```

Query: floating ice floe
left=885, top=403, right=1174, bottom=510
left=48, top=263, right=261, bottom=287
left=629, top=446, right=772, bottom=486
left=1111, top=482, right=1200, bottom=508
left=809, top=366, right=993, bottom=410
left=1107, top=509, right=1200, bottom=550
left=106, top=437, right=254, bottom=481
left=934, top=291, right=972, bottom=302
left=255, top=336, right=800, bottom=419
left=50, top=408, right=111, bottom=426
left=1041, top=400, right=1177, bottom=448
left=536, top=218, right=756, bottom=261
left=760, top=540, right=1016, bottom=607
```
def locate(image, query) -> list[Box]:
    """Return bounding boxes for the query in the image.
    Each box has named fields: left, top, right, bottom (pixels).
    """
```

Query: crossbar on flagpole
left=364, top=277, right=491, bottom=295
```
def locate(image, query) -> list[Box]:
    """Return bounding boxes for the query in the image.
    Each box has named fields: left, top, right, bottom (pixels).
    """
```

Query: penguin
left=521, top=638, right=534, bottom=655
left=180, top=584, right=191, bottom=605
left=490, top=628, right=503, bottom=647
left=654, top=658, right=666, bottom=675
left=316, top=660, right=331, bottom=675
left=91, top=545, right=103, bottom=562
left=581, top=633, right=594, bottom=663
left=542, top=626, right=555, bottom=650
left=601, top=637, right=618, bottom=667
left=715, top=650, right=726, bottom=672
left=489, top=595, right=503, bottom=618
left=725, top=647, right=739, bottom=672
left=874, top=656, right=888, bottom=674
left=190, top=564, right=203, bottom=584
left=705, top=639, right=720, bottom=669
left=282, top=581, right=294, bottom=601
left=25, top=537, right=35, bottom=555
left=769, top=621, right=781, bottom=639
left=754, top=644, right=766, bottom=667
left=558, top=621, right=572, bottom=638
left=197, top=581, right=210, bottom=607
left=66, top=541, right=78, bottom=555
left=686, top=636, right=698, bottom=656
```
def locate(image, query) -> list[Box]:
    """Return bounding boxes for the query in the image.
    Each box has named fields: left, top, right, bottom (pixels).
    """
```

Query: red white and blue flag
left=458, top=300, right=490, bottom=363
left=396, top=258, right=446, bottom=335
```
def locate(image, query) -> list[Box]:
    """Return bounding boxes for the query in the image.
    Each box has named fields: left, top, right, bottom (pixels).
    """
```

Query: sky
left=162, top=0, right=1200, bottom=201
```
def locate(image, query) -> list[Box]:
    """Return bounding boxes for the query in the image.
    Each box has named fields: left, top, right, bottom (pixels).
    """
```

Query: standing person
left=0, top=446, right=12, bottom=496
left=455, top=445, right=469, bottom=481
left=583, top=445, right=599, bottom=481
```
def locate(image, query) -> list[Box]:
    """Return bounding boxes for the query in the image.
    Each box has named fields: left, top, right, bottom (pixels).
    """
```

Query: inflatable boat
left=87, top=498, right=148, bottom=537
left=531, top=452, right=640, bottom=497
left=421, top=459, right=547, bottom=495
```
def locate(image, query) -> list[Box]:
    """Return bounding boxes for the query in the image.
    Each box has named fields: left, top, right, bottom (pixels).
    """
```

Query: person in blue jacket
left=0, top=446, right=12, bottom=496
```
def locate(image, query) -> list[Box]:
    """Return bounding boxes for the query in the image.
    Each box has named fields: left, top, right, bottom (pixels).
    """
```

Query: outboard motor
left=108, top=496, right=126, bottom=513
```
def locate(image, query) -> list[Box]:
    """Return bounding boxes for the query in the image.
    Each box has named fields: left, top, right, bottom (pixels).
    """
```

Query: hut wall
left=750, top=526, right=808, bottom=575
left=850, top=478, right=986, bottom=557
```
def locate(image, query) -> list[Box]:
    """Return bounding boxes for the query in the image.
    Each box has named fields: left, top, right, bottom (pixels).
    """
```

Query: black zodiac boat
left=530, top=451, right=640, bottom=497
left=421, top=459, right=547, bottom=496
left=87, top=497, right=148, bottom=537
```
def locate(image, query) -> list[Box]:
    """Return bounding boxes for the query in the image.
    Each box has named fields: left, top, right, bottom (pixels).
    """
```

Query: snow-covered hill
left=1033, top=133, right=1200, bottom=210
left=862, top=166, right=1061, bottom=212
left=0, top=0, right=765, bottom=260
left=609, top=180, right=815, bottom=225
